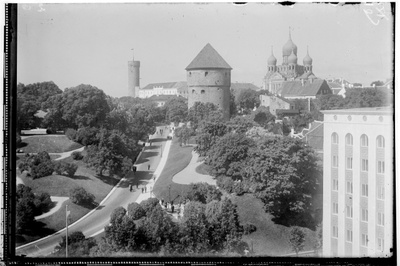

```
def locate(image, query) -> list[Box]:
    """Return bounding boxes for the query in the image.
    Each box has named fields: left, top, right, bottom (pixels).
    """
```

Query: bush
left=53, top=161, right=78, bottom=177
left=71, top=151, right=83, bottom=160
left=243, top=222, right=257, bottom=235
left=232, top=181, right=245, bottom=196
left=216, top=176, right=234, bottom=193
left=30, top=160, right=54, bottom=179
left=34, top=192, right=53, bottom=215
left=127, top=202, right=145, bottom=220
left=69, top=187, right=95, bottom=207
left=76, top=127, right=99, bottom=146
left=140, top=198, right=160, bottom=215
left=65, top=128, right=77, bottom=141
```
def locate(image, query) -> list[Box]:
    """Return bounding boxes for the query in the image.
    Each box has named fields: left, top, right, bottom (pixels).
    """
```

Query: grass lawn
left=195, top=162, right=211, bottom=175
left=19, top=135, right=82, bottom=153
left=17, top=157, right=120, bottom=245
left=231, top=193, right=318, bottom=256
left=152, top=138, right=193, bottom=203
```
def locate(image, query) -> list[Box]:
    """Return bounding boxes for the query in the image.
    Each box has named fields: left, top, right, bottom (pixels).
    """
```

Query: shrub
left=216, top=176, right=234, bottom=194
left=65, top=128, right=77, bottom=141
left=140, top=198, right=160, bottom=215
left=65, top=163, right=78, bottom=177
left=76, top=127, right=99, bottom=146
left=232, top=181, right=245, bottom=196
left=243, top=222, right=257, bottom=235
left=71, top=151, right=83, bottom=160
left=127, top=202, right=145, bottom=220
left=34, top=192, right=53, bottom=215
left=53, top=161, right=78, bottom=177
left=30, top=160, right=54, bottom=179
left=69, top=187, right=95, bottom=206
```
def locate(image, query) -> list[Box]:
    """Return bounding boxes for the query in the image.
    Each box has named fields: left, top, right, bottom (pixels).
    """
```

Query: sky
left=17, top=2, right=394, bottom=98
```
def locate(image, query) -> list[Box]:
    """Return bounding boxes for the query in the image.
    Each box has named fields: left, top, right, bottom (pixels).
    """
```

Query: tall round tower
left=186, top=43, right=232, bottom=120
left=128, top=50, right=140, bottom=97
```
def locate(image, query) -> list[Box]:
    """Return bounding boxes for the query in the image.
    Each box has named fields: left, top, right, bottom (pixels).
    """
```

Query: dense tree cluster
left=69, top=187, right=96, bottom=207
left=53, top=231, right=97, bottom=257
left=16, top=184, right=53, bottom=233
left=92, top=195, right=245, bottom=256
left=235, top=89, right=261, bottom=114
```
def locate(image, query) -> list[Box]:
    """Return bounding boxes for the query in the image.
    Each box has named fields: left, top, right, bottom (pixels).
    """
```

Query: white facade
left=322, top=107, right=393, bottom=257
left=138, top=86, right=179, bottom=98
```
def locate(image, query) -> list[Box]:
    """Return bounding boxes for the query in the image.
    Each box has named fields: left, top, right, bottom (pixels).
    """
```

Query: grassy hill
left=19, top=135, right=82, bottom=153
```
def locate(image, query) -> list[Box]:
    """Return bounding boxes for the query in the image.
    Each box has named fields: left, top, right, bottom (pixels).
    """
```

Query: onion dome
left=267, top=46, right=277, bottom=66
left=288, top=50, right=297, bottom=64
left=282, top=29, right=297, bottom=57
left=303, top=46, right=313, bottom=65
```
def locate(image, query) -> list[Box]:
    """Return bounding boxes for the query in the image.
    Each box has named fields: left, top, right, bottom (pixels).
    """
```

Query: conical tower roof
left=303, top=46, right=313, bottom=65
left=186, top=43, right=232, bottom=70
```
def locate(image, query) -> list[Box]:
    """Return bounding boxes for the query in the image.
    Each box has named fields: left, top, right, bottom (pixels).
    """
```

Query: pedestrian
left=145, top=186, right=147, bottom=193
left=136, top=182, right=138, bottom=188
left=129, top=185, right=132, bottom=192
left=153, top=176, right=155, bottom=181
left=141, top=187, right=144, bottom=193
left=148, top=164, right=150, bottom=170
left=161, top=198, right=164, bottom=205
left=171, top=205, right=174, bottom=213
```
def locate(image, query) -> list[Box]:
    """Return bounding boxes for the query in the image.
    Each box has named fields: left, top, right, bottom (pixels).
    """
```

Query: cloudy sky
left=17, top=3, right=394, bottom=98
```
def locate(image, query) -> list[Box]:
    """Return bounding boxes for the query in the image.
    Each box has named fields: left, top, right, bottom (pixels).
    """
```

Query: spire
left=267, top=45, right=277, bottom=66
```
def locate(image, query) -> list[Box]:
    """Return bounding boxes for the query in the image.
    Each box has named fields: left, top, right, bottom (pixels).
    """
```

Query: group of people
left=159, top=198, right=185, bottom=216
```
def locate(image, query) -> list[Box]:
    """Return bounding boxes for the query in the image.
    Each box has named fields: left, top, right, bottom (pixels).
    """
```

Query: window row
left=334, top=228, right=384, bottom=251
left=331, top=133, right=385, bottom=148
left=332, top=180, right=384, bottom=200
left=332, top=156, right=385, bottom=173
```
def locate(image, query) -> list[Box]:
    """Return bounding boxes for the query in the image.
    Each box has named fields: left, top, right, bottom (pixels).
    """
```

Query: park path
left=172, top=150, right=216, bottom=186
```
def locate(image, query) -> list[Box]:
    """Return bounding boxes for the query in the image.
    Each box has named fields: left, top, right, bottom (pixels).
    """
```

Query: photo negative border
left=2, top=2, right=397, bottom=266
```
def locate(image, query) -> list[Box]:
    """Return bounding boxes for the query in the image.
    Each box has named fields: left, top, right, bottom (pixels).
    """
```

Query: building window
left=361, top=234, right=368, bottom=247
left=378, top=212, right=384, bottom=226
left=361, top=134, right=368, bottom=147
left=377, top=186, right=385, bottom=200
left=331, top=133, right=338, bottom=144
left=377, top=238, right=384, bottom=251
left=201, top=90, right=205, bottom=94
left=346, top=205, right=353, bottom=218
left=332, top=179, right=338, bottom=191
left=361, top=208, right=368, bottom=222
left=362, top=183, right=368, bottom=197
left=346, top=181, right=353, bottom=195
left=332, top=226, right=338, bottom=238
left=345, top=134, right=353, bottom=146
left=332, top=202, right=338, bottom=214
left=377, top=135, right=385, bottom=148
left=377, top=161, right=385, bottom=174
left=361, top=159, right=369, bottom=172
left=346, top=157, right=353, bottom=170
left=332, top=155, right=338, bottom=168
left=346, top=229, right=353, bottom=242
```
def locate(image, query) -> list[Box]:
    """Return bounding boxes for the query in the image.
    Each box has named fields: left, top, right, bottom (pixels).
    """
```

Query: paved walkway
left=172, top=150, right=216, bottom=186
left=34, top=197, right=69, bottom=220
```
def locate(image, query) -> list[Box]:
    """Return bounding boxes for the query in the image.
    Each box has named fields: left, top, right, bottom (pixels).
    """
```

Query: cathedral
left=263, top=30, right=316, bottom=94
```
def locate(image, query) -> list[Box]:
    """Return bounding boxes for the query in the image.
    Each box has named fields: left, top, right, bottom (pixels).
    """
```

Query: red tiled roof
left=186, top=43, right=232, bottom=70
left=280, top=79, right=331, bottom=97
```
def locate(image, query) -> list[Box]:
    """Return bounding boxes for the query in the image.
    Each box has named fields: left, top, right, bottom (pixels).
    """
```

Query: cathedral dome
left=267, top=48, right=277, bottom=66
left=288, top=50, right=297, bottom=64
left=303, top=49, right=313, bottom=65
left=283, top=34, right=297, bottom=57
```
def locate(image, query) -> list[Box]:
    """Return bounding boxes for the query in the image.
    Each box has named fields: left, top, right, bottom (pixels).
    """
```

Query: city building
left=138, top=82, right=187, bottom=98
left=259, top=94, right=294, bottom=116
left=278, top=79, right=332, bottom=99
left=128, top=51, right=140, bottom=97
left=322, top=107, right=393, bottom=257
left=186, top=43, right=232, bottom=120
left=263, top=29, right=316, bottom=94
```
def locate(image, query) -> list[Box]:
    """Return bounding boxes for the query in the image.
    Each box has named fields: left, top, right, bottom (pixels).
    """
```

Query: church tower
left=186, top=43, right=232, bottom=120
left=128, top=50, right=140, bottom=97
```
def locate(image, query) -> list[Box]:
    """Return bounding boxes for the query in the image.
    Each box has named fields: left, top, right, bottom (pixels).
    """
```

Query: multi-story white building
left=322, top=107, right=393, bottom=257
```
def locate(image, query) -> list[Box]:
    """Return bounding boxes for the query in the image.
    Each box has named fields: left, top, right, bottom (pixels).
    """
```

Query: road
left=16, top=125, right=173, bottom=257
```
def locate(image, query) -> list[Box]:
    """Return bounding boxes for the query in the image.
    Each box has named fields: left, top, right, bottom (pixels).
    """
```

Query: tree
left=17, top=81, right=62, bottom=132
left=140, top=198, right=160, bottom=215
left=229, top=90, right=238, bottom=118
left=194, top=119, right=228, bottom=156
left=250, top=106, right=275, bottom=128
left=313, top=223, right=323, bottom=255
left=184, top=182, right=222, bottom=204
left=370, top=80, right=384, bottom=87
left=344, top=87, right=392, bottom=108
left=69, top=187, right=95, bottom=207
left=16, top=185, right=36, bottom=233
left=54, top=231, right=97, bottom=257
left=164, top=97, right=188, bottom=124
left=187, top=102, right=220, bottom=130
left=127, top=202, right=145, bottom=220
left=53, top=161, right=78, bottom=177
left=42, top=84, right=110, bottom=130
left=245, top=136, right=320, bottom=224
left=175, top=126, right=193, bottom=146
left=205, top=133, right=255, bottom=179
left=288, top=227, right=305, bottom=256
left=226, top=115, right=258, bottom=135
left=316, top=94, right=346, bottom=110
left=235, top=89, right=260, bottom=114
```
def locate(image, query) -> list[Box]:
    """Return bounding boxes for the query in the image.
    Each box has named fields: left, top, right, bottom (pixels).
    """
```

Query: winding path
left=172, top=150, right=216, bottom=186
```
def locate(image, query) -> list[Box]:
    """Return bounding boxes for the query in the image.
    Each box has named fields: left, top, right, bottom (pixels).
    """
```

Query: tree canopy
left=235, top=89, right=260, bottom=114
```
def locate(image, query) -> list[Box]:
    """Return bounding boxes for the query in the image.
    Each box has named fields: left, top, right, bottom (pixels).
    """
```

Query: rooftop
left=280, top=79, right=330, bottom=97
left=321, top=106, right=393, bottom=115
left=141, top=81, right=186, bottom=90
left=186, top=43, right=232, bottom=70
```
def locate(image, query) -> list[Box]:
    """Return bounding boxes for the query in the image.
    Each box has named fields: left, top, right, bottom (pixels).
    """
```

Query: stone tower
left=186, top=43, right=231, bottom=119
left=128, top=50, right=140, bottom=97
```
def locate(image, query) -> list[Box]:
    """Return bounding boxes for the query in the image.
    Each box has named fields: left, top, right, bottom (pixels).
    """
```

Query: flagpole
left=66, top=204, right=68, bottom=258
